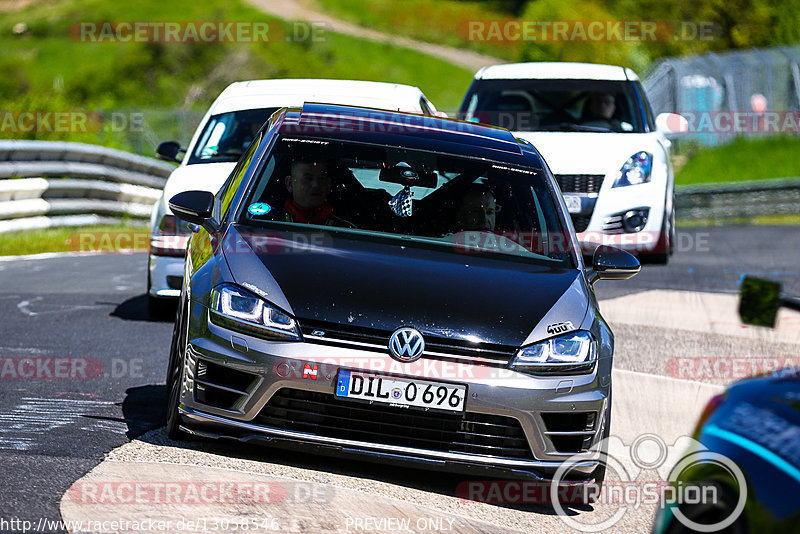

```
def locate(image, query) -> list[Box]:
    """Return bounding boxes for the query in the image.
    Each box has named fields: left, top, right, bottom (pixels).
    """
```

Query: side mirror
left=168, top=191, right=217, bottom=233
left=655, top=112, right=688, bottom=138
left=156, top=141, right=184, bottom=164
left=590, top=245, right=640, bottom=282
left=739, top=276, right=782, bottom=327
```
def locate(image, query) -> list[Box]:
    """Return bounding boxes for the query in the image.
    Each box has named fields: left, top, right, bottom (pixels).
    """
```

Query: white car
left=459, top=62, right=675, bottom=263
left=148, top=79, right=442, bottom=316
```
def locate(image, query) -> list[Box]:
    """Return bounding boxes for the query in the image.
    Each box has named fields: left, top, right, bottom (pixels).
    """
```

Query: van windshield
left=237, top=135, right=576, bottom=267
left=187, top=107, right=278, bottom=164
left=461, top=79, right=648, bottom=133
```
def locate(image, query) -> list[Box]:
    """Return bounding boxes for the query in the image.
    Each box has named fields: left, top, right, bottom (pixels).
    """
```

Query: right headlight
left=209, top=284, right=301, bottom=341
left=510, top=331, right=596, bottom=375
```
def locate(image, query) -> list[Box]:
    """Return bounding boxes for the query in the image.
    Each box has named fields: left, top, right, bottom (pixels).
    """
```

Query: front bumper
left=175, top=302, right=612, bottom=480
left=573, top=182, right=667, bottom=254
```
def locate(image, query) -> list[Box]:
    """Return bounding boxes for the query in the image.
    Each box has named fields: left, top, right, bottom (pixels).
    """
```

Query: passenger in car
left=454, top=184, right=498, bottom=232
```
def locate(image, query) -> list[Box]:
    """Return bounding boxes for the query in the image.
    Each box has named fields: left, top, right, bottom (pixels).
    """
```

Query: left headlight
left=613, top=151, right=652, bottom=187
left=209, top=283, right=301, bottom=341
left=510, top=331, right=596, bottom=375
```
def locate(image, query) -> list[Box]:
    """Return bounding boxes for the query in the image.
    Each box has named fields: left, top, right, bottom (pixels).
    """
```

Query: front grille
left=570, top=215, right=592, bottom=233
left=555, top=174, right=604, bottom=194
left=194, top=360, right=259, bottom=411
left=256, top=388, right=534, bottom=459
left=300, top=321, right=516, bottom=368
left=541, top=411, right=597, bottom=454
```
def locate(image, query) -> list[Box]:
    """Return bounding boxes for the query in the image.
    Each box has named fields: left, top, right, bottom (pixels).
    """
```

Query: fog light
left=622, top=209, right=648, bottom=232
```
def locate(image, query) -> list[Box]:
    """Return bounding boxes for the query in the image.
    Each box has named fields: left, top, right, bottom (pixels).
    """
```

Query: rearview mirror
left=157, top=141, right=184, bottom=163
left=169, top=191, right=217, bottom=233
left=739, top=276, right=781, bottom=327
left=590, top=245, right=640, bottom=282
left=379, top=162, right=438, bottom=188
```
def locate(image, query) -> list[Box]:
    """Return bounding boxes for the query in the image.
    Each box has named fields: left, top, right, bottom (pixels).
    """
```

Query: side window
left=215, top=131, right=262, bottom=221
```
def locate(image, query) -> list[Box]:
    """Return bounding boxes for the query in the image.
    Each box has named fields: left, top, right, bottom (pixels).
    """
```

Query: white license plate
left=335, top=371, right=466, bottom=413
left=563, top=194, right=582, bottom=214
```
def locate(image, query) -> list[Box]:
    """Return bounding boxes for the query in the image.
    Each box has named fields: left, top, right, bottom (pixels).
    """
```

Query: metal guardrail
left=675, top=177, right=800, bottom=221
left=0, top=140, right=173, bottom=233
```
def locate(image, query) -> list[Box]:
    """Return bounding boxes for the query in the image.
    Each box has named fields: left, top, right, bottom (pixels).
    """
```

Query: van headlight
left=613, top=151, right=652, bottom=187
left=510, top=331, right=596, bottom=374
left=209, top=284, right=301, bottom=341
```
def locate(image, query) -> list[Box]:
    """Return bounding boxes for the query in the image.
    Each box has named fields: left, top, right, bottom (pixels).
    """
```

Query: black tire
left=147, top=294, right=168, bottom=319
left=165, top=288, right=190, bottom=440
left=147, top=264, right=165, bottom=319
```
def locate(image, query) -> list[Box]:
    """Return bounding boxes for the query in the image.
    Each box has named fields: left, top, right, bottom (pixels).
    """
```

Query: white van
left=148, top=79, right=442, bottom=316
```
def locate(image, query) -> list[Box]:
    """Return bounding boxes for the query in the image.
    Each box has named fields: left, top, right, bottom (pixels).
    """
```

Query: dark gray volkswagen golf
left=165, top=103, right=639, bottom=487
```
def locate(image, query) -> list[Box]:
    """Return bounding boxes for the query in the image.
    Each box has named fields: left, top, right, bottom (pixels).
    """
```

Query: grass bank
left=0, top=0, right=473, bottom=153
left=0, top=225, right=149, bottom=257
left=675, top=136, right=800, bottom=185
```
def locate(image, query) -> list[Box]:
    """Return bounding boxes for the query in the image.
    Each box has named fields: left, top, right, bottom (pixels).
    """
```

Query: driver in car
left=260, top=158, right=353, bottom=227
left=581, top=92, right=622, bottom=131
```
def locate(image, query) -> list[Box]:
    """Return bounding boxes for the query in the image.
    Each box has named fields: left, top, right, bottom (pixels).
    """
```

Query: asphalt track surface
left=1, top=225, right=799, bottom=532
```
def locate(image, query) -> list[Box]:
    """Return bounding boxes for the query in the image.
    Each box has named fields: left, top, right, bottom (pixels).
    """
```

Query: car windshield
left=187, top=108, right=278, bottom=164
left=462, top=79, right=647, bottom=133
left=237, top=135, right=575, bottom=266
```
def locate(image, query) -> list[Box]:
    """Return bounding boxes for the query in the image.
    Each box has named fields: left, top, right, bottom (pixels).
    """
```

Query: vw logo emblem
left=388, top=327, right=425, bottom=362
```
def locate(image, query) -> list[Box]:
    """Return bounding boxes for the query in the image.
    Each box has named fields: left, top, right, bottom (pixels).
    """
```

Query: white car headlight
left=511, top=331, right=596, bottom=374
left=209, top=284, right=301, bottom=341
left=613, top=151, right=652, bottom=187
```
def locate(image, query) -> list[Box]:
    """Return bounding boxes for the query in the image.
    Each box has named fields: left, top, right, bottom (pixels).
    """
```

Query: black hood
left=224, top=227, right=582, bottom=347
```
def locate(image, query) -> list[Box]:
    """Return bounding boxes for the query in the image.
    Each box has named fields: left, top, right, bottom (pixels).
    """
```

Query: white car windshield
left=188, top=108, right=278, bottom=164
left=462, top=79, right=650, bottom=133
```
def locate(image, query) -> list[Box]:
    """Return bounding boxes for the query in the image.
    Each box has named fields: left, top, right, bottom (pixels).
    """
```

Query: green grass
left=0, top=225, right=150, bottom=256
left=314, top=0, right=520, bottom=60
left=678, top=214, right=800, bottom=227
left=0, top=0, right=473, bottom=153
left=311, top=0, right=662, bottom=72
left=675, top=136, right=800, bottom=185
